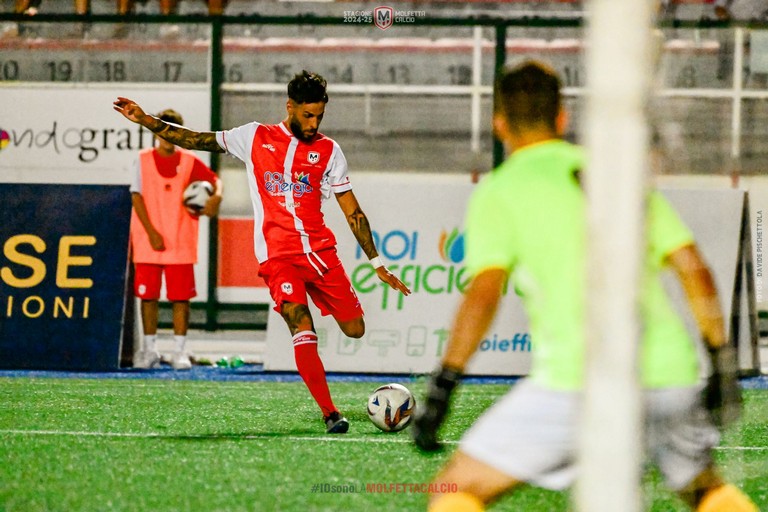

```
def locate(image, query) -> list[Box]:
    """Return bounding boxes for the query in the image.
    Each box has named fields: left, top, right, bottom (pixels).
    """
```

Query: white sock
left=144, top=335, right=157, bottom=352
left=174, top=335, right=186, bottom=353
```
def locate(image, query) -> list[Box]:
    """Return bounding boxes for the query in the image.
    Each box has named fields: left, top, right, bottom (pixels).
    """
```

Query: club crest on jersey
left=307, top=151, right=320, bottom=164
left=281, top=282, right=293, bottom=295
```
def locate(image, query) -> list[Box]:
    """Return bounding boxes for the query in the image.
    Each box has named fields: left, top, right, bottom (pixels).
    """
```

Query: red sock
left=293, top=331, right=337, bottom=417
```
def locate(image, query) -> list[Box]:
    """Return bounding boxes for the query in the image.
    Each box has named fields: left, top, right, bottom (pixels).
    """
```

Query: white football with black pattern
left=182, top=180, right=213, bottom=214
left=367, top=383, right=415, bottom=432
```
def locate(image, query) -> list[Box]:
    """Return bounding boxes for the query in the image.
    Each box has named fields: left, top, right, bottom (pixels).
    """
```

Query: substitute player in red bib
left=130, top=108, right=222, bottom=371
left=114, top=71, right=411, bottom=433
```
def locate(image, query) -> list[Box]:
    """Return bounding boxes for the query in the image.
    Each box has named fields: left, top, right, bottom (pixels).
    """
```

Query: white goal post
left=575, top=0, right=656, bottom=511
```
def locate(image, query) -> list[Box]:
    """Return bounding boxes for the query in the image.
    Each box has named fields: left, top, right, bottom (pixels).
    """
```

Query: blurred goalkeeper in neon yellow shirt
left=411, top=61, right=756, bottom=512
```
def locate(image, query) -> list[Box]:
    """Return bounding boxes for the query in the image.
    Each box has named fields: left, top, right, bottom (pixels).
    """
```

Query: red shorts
left=258, top=248, right=363, bottom=322
left=133, top=263, right=196, bottom=301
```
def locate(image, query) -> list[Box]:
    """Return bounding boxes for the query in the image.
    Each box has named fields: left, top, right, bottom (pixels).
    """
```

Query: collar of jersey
left=498, top=139, right=566, bottom=174
left=513, top=138, right=563, bottom=156
left=279, top=121, right=293, bottom=137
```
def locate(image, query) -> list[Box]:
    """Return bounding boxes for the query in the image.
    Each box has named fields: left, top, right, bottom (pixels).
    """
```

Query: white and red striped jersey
left=216, top=121, right=352, bottom=263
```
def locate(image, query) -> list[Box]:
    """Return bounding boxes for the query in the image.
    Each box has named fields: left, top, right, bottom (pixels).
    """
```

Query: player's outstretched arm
left=667, top=243, right=725, bottom=349
left=668, top=243, right=742, bottom=427
left=413, top=268, right=506, bottom=451
left=113, top=97, right=224, bottom=154
left=441, top=268, right=506, bottom=373
left=335, top=190, right=411, bottom=296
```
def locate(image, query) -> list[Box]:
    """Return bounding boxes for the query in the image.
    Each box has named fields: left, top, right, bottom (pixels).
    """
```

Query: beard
left=289, top=117, right=317, bottom=143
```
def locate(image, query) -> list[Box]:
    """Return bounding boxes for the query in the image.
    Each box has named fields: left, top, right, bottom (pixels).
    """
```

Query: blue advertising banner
left=0, top=184, right=131, bottom=370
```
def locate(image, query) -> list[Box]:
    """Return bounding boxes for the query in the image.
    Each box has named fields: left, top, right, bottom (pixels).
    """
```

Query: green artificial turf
left=0, top=377, right=766, bottom=511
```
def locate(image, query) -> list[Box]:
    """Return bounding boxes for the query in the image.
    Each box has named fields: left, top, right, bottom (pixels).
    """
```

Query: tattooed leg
left=281, top=302, right=315, bottom=336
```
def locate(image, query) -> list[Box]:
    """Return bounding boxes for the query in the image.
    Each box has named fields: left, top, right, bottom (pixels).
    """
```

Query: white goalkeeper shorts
left=459, top=379, right=720, bottom=491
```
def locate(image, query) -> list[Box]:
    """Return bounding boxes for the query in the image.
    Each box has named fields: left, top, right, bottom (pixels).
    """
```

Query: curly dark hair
left=287, top=70, right=329, bottom=104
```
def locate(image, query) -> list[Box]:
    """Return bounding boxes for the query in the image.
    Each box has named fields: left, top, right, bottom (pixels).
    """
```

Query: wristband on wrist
left=370, top=256, right=383, bottom=269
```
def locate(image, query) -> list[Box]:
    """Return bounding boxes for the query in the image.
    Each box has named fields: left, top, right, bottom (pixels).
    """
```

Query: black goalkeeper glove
left=703, top=344, right=743, bottom=428
left=411, top=365, right=462, bottom=452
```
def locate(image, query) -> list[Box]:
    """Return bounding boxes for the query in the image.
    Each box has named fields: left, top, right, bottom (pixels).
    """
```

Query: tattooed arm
left=335, top=190, right=411, bottom=296
left=336, top=189, right=377, bottom=260
left=113, top=97, right=224, bottom=153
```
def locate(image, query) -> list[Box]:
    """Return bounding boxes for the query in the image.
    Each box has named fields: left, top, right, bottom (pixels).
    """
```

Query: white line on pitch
left=1, top=430, right=767, bottom=450
left=714, top=446, right=768, bottom=451
left=0, top=429, right=437, bottom=443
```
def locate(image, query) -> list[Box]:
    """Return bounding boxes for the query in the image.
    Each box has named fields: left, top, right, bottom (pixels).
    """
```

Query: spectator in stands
left=115, top=1, right=227, bottom=38
left=129, top=108, right=222, bottom=370
left=712, top=0, right=768, bottom=88
left=714, top=0, right=768, bottom=20
left=1, top=0, right=89, bottom=38
left=657, top=0, right=677, bottom=19
left=117, top=0, right=227, bottom=15
left=117, top=0, right=175, bottom=17
left=205, top=0, right=227, bottom=15
left=9, top=0, right=42, bottom=15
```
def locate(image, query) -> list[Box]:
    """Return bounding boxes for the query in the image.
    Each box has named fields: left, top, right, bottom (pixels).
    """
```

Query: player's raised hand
left=412, top=365, right=461, bottom=452
left=113, top=97, right=148, bottom=125
left=375, top=266, right=412, bottom=296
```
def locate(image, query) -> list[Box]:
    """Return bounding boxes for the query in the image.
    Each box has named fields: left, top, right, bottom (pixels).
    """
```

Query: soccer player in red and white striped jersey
left=114, top=71, right=411, bottom=433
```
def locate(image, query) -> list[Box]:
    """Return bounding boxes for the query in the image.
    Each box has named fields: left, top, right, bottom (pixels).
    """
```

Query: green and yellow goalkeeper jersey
left=464, top=139, right=699, bottom=390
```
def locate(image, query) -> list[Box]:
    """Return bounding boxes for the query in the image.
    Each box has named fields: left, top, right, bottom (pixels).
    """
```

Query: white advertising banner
left=0, top=83, right=212, bottom=300
left=0, top=83, right=210, bottom=183
left=740, top=177, right=768, bottom=310
left=660, top=188, right=744, bottom=318
left=264, top=173, right=755, bottom=376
